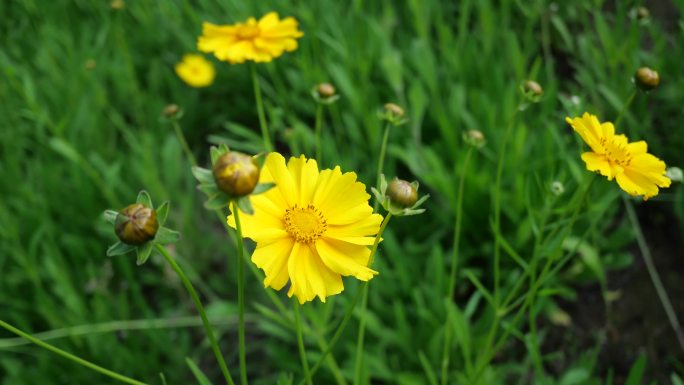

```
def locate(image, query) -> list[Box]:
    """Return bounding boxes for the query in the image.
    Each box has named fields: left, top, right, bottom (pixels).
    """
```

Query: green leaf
left=155, top=227, right=181, bottom=245
left=186, top=358, right=214, bottom=385
left=625, top=354, right=646, bottom=385
left=210, top=146, right=221, bottom=165
left=204, top=194, right=230, bottom=210
left=156, top=201, right=169, bottom=226
left=379, top=173, right=388, bottom=194
left=48, top=137, right=81, bottom=164
left=106, top=241, right=136, bottom=257
left=198, top=183, right=219, bottom=196
left=236, top=196, right=254, bottom=215
left=563, top=236, right=605, bottom=285
left=136, top=242, right=153, bottom=265
left=192, top=166, right=215, bottom=185
left=136, top=190, right=152, bottom=208
left=276, top=373, right=294, bottom=385
left=412, top=193, right=430, bottom=209
left=252, top=182, right=275, bottom=195
left=103, top=210, right=119, bottom=225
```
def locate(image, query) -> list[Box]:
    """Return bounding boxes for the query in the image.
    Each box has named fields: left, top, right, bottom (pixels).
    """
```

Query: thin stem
left=0, top=320, right=148, bottom=385
left=614, top=89, right=637, bottom=129
left=155, top=244, right=236, bottom=385
left=374, top=124, right=391, bottom=211
left=171, top=120, right=197, bottom=167
left=299, top=213, right=392, bottom=385
left=314, top=104, right=324, bottom=163
left=231, top=202, right=248, bottom=385
left=353, top=213, right=393, bottom=385
left=624, top=197, right=684, bottom=352
left=293, top=300, right=313, bottom=385
left=440, top=147, right=474, bottom=384
left=251, top=63, right=272, bottom=152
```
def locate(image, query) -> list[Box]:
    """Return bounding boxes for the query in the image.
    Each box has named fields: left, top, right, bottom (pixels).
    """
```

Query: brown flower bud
left=84, top=59, right=97, bottom=70
left=115, top=203, right=159, bottom=245
left=523, top=80, right=543, bottom=96
left=463, top=129, right=486, bottom=148
left=316, top=83, right=336, bottom=98
left=213, top=152, right=260, bottom=197
left=110, top=0, right=125, bottom=10
left=387, top=179, right=418, bottom=207
left=384, top=103, right=405, bottom=118
left=162, top=104, right=180, bottom=118
left=636, top=6, right=650, bottom=20
left=634, top=67, right=660, bottom=91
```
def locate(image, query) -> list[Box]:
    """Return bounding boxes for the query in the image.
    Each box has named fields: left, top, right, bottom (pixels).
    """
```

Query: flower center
left=598, top=137, right=632, bottom=167
left=283, top=204, right=327, bottom=243
left=236, top=25, right=260, bottom=39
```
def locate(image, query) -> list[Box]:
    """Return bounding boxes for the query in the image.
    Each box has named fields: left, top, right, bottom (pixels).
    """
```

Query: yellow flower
left=566, top=112, right=671, bottom=200
left=228, top=153, right=382, bottom=304
left=197, top=12, right=304, bottom=64
left=175, top=54, right=215, bottom=88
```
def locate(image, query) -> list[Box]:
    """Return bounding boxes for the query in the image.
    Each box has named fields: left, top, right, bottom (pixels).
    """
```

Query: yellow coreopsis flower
left=175, top=54, right=215, bottom=88
left=566, top=112, right=671, bottom=200
left=197, top=12, right=304, bottom=64
left=228, top=153, right=382, bottom=304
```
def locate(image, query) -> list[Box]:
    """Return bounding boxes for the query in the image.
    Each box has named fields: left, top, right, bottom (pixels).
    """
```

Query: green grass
left=1, top=0, right=683, bottom=384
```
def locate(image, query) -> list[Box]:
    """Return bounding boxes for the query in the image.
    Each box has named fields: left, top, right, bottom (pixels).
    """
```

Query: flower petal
left=581, top=152, right=619, bottom=180
left=287, top=155, right=319, bottom=206
left=252, top=238, right=293, bottom=290
left=264, top=153, right=298, bottom=207
left=315, top=238, right=377, bottom=281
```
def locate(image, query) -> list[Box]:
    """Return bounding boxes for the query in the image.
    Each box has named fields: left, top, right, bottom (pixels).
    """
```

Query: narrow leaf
left=236, top=196, right=254, bottom=215
left=136, top=242, right=153, bottom=265
left=252, top=182, right=275, bottom=195
left=185, top=358, right=214, bottom=385
left=103, top=210, right=119, bottom=225
left=155, top=227, right=181, bottom=245
left=192, top=166, right=215, bottom=185
left=136, top=190, right=153, bottom=208
left=156, top=201, right=169, bottom=226
left=106, top=241, right=136, bottom=257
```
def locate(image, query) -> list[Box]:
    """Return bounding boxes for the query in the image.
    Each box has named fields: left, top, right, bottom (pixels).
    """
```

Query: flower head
left=175, top=54, right=215, bottom=88
left=228, top=153, right=382, bottom=304
left=212, top=152, right=261, bottom=197
left=566, top=113, right=671, bottom=200
left=198, top=12, right=304, bottom=64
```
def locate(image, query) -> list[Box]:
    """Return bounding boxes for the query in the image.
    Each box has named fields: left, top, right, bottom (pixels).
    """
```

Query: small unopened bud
left=317, top=83, right=336, bottom=98
left=387, top=179, right=418, bottom=207
left=523, top=80, right=543, bottom=97
left=115, top=203, right=159, bottom=245
left=384, top=103, right=405, bottom=119
left=636, top=6, right=650, bottom=20
left=84, top=59, right=97, bottom=70
left=163, top=104, right=180, bottom=118
left=666, top=167, right=683, bottom=183
left=634, top=67, right=660, bottom=91
left=213, top=152, right=260, bottom=197
left=550, top=181, right=565, bottom=196
left=463, top=130, right=486, bottom=148
left=110, top=0, right=125, bottom=10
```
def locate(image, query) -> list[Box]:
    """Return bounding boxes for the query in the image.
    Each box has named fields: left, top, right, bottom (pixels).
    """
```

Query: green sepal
left=198, top=183, right=220, bottom=196
left=155, top=227, right=181, bottom=245
left=210, top=144, right=230, bottom=165
left=252, top=182, right=275, bottom=195
left=192, top=166, right=214, bottom=185
left=156, top=201, right=169, bottom=226
left=204, top=193, right=230, bottom=210
left=103, top=210, right=119, bottom=225
left=236, top=196, right=254, bottom=215
left=136, top=242, right=153, bottom=265
left=253, top=152, right=268, bottom=168
left=106, top=241, right=136, bottom=257
left=136, top=190, right=153, bottom=208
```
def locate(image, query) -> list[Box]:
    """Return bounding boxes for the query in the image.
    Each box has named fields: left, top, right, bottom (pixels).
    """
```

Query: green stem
left=231, top=202, right=248, bottom=385
left=299, top=213, right=392, bottom=385
left=624, top=197, right=684, bottom=352
left=374, top=124, right=391, bottom=211
left=440, top=147, right=474, bottom=384
left=155, top=244, right=236, bottom=385
left=353, top=213, right=392, bottom=385
left=0, top=320, right=148, bottom=385
left=251, top=63, right=272, bottom=152
left=314, top=104, right=324, bottom=163
left=614, top=89, right=637, bottom=129
left=171, top=120, right=197, bottom=167
left=293, top=300, right=313, bottom=385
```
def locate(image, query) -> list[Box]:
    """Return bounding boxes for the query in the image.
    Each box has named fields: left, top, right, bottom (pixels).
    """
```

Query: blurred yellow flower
left=175, top=54, right=215, bottom=88
left=566, top=112, right=671, bottom=200
left=198, top=12, right=304, bottom=64
left=228, top=153, right=382, bottom=304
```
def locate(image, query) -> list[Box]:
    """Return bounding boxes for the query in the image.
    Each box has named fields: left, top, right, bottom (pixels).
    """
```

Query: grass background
left=1, top=0, right=683, bottom=384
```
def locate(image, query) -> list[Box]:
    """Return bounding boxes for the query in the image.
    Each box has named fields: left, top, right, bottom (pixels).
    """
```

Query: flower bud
left=115, top=203, right=159, bottom=245
left=84, top=59, right=97, bottom=70
left=384, top=103, right=405, bottom=119
left=550, top=181, right=565, bottom=196
left=316, top=83, right=336, bottom=98
left=463, top=129, right=486, bottom=148
left=162, top=104, right=180, bottom=118
left=523, top=80, right=543, bottom=97
left=212, top=152, right=260, bottom=197
left=666, top=167, right=683, bottom=183
left=634, top=67, right=660, bottom=91
left=636, top=6, right=650, bottom=20
left=110, top=0, right=125, bottom=10
left=387, top=179, right=418, bottom=207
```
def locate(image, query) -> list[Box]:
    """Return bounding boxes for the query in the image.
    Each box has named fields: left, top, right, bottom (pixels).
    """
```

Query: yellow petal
left=264, top=153, right=298, bottom=207
left=315, top=238, right=378, bottom=281
left=326, top=213, right=383, bottom=238
left=581, top=152, right=619, bottom=180
left=616, top=170, right=660, bottom=199
left=287, top=243, right=316, bottom=304
left=287, top=155, right=319, bottom=206
left=627, top=141, right=648, bottom=155
left=251, top=238, right=293, bottom=290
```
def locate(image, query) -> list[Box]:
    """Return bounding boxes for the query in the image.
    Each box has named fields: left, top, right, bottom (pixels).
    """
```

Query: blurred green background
left=1, top=0, right=683, bottom=384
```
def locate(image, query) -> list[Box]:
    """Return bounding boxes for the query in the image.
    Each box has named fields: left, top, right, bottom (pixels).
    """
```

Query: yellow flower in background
left=198, top=12, right=304, bottom=64
left=228, top=153, right=382, bottom=304
left=566, top=112, right=671, bottom=200
left=175, top=54, right=215, bottom=88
